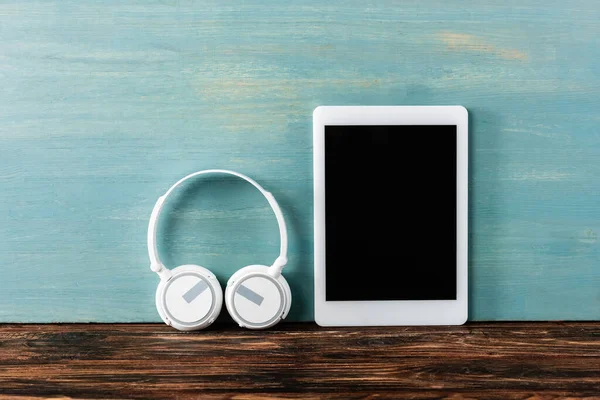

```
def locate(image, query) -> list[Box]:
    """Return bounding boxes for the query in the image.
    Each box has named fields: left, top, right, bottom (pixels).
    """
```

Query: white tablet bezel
left=313, top=105, right=468, bottom=326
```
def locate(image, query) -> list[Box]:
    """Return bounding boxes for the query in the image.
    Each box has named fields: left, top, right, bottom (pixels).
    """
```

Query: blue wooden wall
left=1, top=1, right=599, bottom=322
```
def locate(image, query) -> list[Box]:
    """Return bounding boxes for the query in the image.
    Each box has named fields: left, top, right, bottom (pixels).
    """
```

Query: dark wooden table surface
left=0, top=322, right=599, bottom=399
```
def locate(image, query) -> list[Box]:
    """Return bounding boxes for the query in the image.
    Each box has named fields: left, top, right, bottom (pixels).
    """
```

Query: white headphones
left=147, top=169, right=291, bottom=331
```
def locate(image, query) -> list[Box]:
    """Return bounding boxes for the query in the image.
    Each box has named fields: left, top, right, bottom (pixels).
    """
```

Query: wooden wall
left=1, top=1, right=598, bottom=321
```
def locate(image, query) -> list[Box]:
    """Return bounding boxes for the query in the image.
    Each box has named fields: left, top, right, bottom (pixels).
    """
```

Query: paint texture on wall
left=1, top=1, right=599, bottom=322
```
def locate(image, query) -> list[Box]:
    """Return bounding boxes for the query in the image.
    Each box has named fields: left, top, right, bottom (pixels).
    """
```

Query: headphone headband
left=147, top=169, right=288, bottom=280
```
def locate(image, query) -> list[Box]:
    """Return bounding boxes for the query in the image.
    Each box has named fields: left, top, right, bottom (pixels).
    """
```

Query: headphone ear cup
left=156, top=265, right=223, bottom=331
left=225, top=265, right=291, bottom=330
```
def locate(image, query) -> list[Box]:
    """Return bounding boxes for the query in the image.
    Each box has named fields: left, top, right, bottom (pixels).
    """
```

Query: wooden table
left=0, top=322, right=598, bottom=399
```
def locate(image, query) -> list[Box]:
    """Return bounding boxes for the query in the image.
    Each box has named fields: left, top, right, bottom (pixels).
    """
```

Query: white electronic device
left=313, top=106, right=468, bottom=326
left=147, top=169, right=291, bottom=331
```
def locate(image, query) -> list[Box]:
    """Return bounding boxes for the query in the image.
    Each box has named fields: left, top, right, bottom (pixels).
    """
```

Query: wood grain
left=0, top=322, right=599, bottom=399
left=1, top=1, right=600, bottom=322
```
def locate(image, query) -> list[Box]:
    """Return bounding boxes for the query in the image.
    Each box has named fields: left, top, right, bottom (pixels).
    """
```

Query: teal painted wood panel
left=1, top=1, right=599, bottom=322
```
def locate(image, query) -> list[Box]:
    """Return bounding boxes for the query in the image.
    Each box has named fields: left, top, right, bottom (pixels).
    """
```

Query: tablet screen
left=324, top=125, right=457, bottom=301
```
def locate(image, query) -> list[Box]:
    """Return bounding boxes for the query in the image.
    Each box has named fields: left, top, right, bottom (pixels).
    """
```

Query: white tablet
left=313, top=105, right=468, bottom=326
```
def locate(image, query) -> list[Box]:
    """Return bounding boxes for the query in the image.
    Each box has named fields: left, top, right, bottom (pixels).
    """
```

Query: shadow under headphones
left=147, top=169, right=291, bottom=331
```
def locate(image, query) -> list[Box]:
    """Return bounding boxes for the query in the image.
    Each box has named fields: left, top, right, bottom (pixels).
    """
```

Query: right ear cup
left=225, top=265, right=292, bottom=330
left=155, top=265, right=223, bottom=331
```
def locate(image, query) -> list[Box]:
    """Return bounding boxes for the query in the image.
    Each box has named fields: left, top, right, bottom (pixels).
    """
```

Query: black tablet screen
left=324, top=125, right=457, bottom=301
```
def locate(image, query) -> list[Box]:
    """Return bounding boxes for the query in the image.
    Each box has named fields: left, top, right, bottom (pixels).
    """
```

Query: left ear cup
left=225, top=265, right=291, bottom=330
left=155, top=264, right=223, bottom=331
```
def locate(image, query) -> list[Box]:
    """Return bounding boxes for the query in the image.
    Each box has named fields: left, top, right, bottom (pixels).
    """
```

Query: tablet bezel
left=313, top=105, right=468, bottom=326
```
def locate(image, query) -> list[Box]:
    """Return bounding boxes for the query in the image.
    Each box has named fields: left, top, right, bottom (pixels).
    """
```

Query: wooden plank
left=0, top=1, right=599, bottom=322
left=0, top=322, right=599, bottom=399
